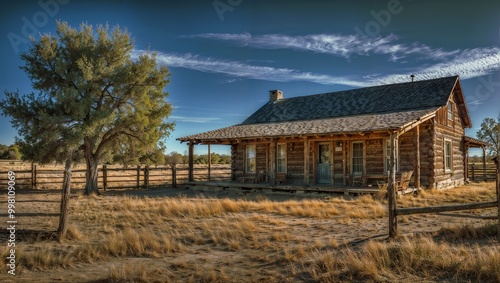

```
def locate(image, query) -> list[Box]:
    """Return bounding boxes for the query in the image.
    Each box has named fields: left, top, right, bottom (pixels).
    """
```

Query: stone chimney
left=269, top=90, right=283, bottom=102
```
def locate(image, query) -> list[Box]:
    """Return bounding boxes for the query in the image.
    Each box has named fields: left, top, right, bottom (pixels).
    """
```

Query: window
left=246, top=145, right=256, bottom=173
left=447, top=102, right=453, bottom=126
left=352, top=142, right=364, bottom=174
left=277, top=143, right=287, bottom=173
left=384, top=139, right=399, bottom=173
left=444, top=140, right=452, bottom=172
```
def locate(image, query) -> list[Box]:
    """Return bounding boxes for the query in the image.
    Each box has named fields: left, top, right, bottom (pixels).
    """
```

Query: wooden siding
left=256, top=143, right=267, bottom=174
left=286, top=141, right=304, bottom=183
left=432, top=97, right=466, bottom=189
left=418, top=120, right=435, bottom=187
left=365, top=139, right=384, bottom=175
left=229, top=113, right=466, bottom=189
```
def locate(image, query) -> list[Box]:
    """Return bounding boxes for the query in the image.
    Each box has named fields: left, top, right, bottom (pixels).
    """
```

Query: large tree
left=0, top=21, right=174, bottom=195
left=477, top=113, right=500, bottom=158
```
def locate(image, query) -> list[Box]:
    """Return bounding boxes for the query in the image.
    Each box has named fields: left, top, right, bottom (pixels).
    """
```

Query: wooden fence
left=468, top=162, right=497, bottom=182
left=0, top=162, right=231, bottom=190
left=389, top=160, right=500, bottom=240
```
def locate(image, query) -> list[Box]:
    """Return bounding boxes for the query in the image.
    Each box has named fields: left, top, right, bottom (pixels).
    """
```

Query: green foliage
left=476, top=113, right=500, bottom=157
left=0, top=21, right=174, bottom=193
left=165, top=151, right=183, bottom=167
left=164, top=151, right=231, bottom=165
left=0, top=144, right=22, bottom=160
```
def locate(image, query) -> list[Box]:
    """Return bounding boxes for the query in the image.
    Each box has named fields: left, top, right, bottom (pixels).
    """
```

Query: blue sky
left=1, top=0, right=500, bottom=156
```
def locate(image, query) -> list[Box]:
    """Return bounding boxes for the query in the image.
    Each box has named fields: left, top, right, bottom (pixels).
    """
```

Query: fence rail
left=0, top=163, right=231, bottom=190
left=390, top=161, right=500, bottom=240
left=468, top=163, right=497, bottom=181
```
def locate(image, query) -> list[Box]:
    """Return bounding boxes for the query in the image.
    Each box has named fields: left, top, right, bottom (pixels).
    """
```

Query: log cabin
left=178, top=75, right=487, bottom=189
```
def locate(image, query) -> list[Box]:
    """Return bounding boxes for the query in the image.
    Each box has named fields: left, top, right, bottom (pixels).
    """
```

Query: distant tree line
left=0, top=143, right=231, bottom=167
left=164, top=151, right=231, bottom=167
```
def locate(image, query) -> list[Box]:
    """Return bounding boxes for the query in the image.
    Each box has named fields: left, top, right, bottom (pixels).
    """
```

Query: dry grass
left=399, top=182, right=496, bottom=208
left=305, top=232, right=500, bottom=282
left=2, top=181, right=498, bottom=282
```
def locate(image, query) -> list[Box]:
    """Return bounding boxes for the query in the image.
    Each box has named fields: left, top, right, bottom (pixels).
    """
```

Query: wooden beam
left=208, top=144, right=211, bottom=181
left=464, top=145, right=469, bottom=182
left=304, top=139, right=310, bottom=186
left=343, top=139, right=347, bottom=186
left=330, top=141, right=334, bottom=185
left=483, top=147, right=487, bottom=180
left=414, top=125, right=421, bottom=188
left=398, top=112, right=436, bottom=137
left=388, top=132, right=398, bottom=238
left=397, top=201, right=497, bottom=216
left=269, top=140, right=276, bottom=185
left=188, top=141, right=194, bottom=182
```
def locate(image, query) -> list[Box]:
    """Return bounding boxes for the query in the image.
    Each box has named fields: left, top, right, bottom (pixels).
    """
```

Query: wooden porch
left=184, top=181, right=418, bottom=196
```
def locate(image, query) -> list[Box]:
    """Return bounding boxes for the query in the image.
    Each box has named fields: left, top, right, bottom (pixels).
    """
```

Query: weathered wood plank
left=388, top=132, right=398, bottom=238
left=397, top=201, right=497, bottom=216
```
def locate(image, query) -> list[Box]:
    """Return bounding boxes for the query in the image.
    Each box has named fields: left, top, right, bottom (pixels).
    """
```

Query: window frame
left=444, top=139, right=453, bottom=173
left=447, top=101, right=454, bottom=127
left=246, top=144, right=256, bottom=173
left=277, top=143, right=287, bottom=173
left=351, top=141, right=364, bottom=174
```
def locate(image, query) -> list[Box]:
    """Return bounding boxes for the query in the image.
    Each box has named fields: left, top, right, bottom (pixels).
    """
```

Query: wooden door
left=317, top=143, right=331, bottom=184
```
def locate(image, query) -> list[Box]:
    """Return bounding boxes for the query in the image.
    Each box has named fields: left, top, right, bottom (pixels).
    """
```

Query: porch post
left=208, top=144, right=211, bottom=181
left=304, top=139, right=310, bottom=186
left=188, top=140, right=194, bottom=182
left=464, top=145, right=469, bottom=182
left=388, top=132, right=398, bottom=238
left=269, top=140, right=276, bottom=185
left=483, top=147, right=487, bottom=181
left=413, top=125, right=421, bottom=188
left=343, top=139, right=347, bottom=186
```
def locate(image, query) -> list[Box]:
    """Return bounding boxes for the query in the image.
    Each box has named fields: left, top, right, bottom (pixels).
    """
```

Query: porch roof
left=178, top=108, right=438, bottom=143
left=464, top=136, right=490, bottom=148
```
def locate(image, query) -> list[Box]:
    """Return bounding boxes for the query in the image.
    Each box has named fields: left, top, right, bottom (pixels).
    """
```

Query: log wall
left=432, top=94, right=466, bottom=189
left=230, top=106, right=467, bottom=189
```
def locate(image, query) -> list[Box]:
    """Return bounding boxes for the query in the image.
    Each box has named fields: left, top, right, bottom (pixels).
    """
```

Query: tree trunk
left=84, top=150, right=99, bottom=195
left=57, top=154, right=73, bottom=240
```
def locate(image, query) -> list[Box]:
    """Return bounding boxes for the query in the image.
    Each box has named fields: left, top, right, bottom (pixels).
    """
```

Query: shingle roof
left=243, top=76, right=458, bottom=124
left=179, top=109, right=438, bottom=141
left=178, top=76, right=461, bottom=142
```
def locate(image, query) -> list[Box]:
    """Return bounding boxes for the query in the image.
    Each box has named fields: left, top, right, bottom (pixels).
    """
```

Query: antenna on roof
left=410, top=74, right=415, bottom=82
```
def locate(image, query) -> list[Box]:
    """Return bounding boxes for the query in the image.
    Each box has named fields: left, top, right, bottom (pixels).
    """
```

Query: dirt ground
left=0, top=184, right=498, bottom=282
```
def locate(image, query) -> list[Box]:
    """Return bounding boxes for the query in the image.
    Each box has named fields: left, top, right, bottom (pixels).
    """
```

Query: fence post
left=493, top=156, right=499, bottom=242
left=144, top=165, right=149, bottom=189
left=471, top=163, right=475, bottom=181
left=172, top=165, right=177, bottom=188
left=103, top=164, right=107, bottom=191
left=388, top=132, right=398, bottom=238
left=31, top=163, right=37, bottom=189
left=136, top=165, right=141, bottom=189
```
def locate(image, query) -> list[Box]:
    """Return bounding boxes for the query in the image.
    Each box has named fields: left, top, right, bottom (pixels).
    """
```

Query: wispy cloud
left=366, top=48, right=500, bottom=85
left=189, top=33, right=460, bottom=62
left=134, top=48, right=500, bottom=88
left=139, top=51, right=368, bottom=87
left=170, top=115, right=221, bottom=123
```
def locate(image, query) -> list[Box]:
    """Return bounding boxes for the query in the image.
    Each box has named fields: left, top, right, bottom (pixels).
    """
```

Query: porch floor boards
left=185, top=181, right=383, bottom=195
